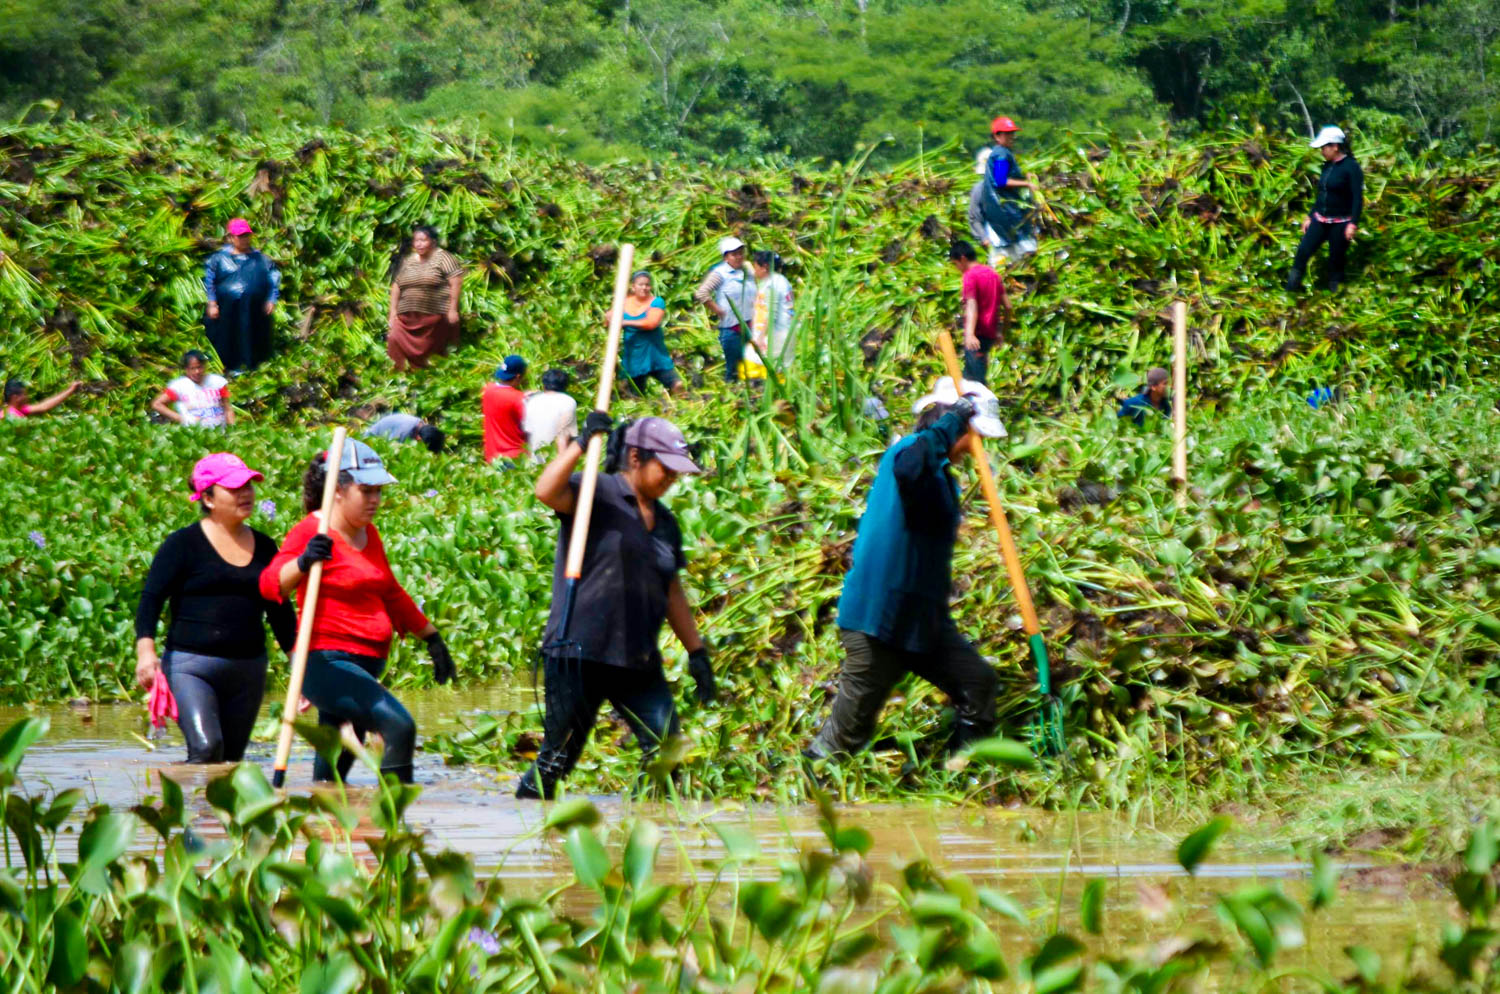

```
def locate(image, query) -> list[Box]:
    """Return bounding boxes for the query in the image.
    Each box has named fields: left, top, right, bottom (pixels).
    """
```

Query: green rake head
left=1025, top=633, right=1067, bottom=757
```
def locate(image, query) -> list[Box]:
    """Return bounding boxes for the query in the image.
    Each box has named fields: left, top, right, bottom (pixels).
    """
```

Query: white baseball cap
left=1309, top=126, right=1346, bottom=148
left=337, top=438, right=398, bottom=486
left=717, top=236, right=745, bottom=254
left=913, top=376, right=1007, bottom=439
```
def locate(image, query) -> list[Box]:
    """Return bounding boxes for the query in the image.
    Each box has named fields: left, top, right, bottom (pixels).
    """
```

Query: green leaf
left=114, top=940, right=154, bottom=994
left=1217, top=896, right=1275, bottom=967
left=977, top=888, right=1030, bottom=926
left=543, top=797, right=599, bottom=832
left=0, top=715, right=49, bottom=786
left=1177, top=815, right=1232, bottom=874
left=964, top=737, right=1038, bottom=769
left=713, top=822, right=760, bottom=862
left=74, top=812, right=136, bottom=894
left=565, top=824, right=612, bottom=892
left=48, top=906, right=88, bottom=988
left=1157, top=539, right=1193, bottom=567
left=1080, top=878, right=1105, bottom=935
left=40, top=788, right=87, bottom=830
left=1463, top=819, right=1498, bottom=875
left=301, top=952, right=363, bottom=994
left=1309, top=849, right=1338, bottom=910
left=833, top=826, right=873, bottom=855
left=1345, top=944, right=1381, bottom=984
left=623, top=819, right=661, bottom=891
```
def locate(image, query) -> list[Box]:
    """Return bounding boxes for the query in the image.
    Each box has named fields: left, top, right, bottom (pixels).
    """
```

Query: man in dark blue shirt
left=804, top=379, right=1007, bottom=760
left=1117, top=367, right=1171, bottom=426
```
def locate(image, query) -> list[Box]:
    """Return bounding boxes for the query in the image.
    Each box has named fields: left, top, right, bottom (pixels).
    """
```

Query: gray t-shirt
left=365, top=413, right=422, bottom=441
left=544, top=473, right=686, bottom=669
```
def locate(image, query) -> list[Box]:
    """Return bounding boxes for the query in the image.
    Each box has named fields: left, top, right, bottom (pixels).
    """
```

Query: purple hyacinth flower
left=27, top=531, right=44, bottom=549
left=423, top=489, right=439, bottom=499
left=467, top=926, right=501, bottom=956
left=258, top=499, right=277, bottom=520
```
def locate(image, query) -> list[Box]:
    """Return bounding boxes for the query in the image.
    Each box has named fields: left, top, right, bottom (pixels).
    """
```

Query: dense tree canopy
left=2, top=0, right=1495, bottom=160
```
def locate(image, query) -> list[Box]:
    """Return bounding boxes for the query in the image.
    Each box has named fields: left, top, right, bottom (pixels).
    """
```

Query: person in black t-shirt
left=1287, top=126, right=1364, bottom=292
left=134, top=453, right=296, bottom=762
left=516, top=414, right=715, bottom=799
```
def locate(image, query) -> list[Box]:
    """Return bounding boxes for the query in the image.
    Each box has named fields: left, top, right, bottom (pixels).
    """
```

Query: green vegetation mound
left=1, top=123, right=1499, bottom=801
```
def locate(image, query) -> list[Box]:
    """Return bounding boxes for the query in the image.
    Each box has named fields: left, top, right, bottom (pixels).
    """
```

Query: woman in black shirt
left=1287, top=126, right=1364, bottom=292
left=135, top=453, right=296, bottom=762
left=516, top=414, right=715, bottom=799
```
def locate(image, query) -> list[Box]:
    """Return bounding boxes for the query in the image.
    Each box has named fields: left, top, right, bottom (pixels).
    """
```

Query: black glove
left=425, top=632, right=456, bottom=685
left=296, top=534, right=334, bottom=573
left=578, top=410, right=614, bottom=450
left=687, top=648, right=716, bottom=705
left=949, top=396, right=977, bottom=424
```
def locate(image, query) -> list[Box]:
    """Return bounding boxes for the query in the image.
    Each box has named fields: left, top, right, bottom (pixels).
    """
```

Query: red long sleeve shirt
left=259, top=513, right=429, bottom=660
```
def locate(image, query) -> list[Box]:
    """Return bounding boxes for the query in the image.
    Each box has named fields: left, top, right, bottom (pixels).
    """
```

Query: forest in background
left=3, top=0, right=1497, bottom=164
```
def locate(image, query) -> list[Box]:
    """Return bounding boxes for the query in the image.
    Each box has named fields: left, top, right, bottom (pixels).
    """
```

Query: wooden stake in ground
left=272, top=426, right=347, bottom=789
left=1172, top=300, right=1188, bottom=503
left=935, top=333, right=1064, bottom=754
left=553, top=243, right=635, bottom=646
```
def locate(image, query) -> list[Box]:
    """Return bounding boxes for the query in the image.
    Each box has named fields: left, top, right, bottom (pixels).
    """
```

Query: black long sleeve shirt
left=135, top=523, right=297, bottom=659
left=1311, top=155, right=1363, bottom=223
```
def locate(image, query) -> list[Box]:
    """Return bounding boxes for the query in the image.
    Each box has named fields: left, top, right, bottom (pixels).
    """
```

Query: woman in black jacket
left=1287, top=126, right=1363, bottom=292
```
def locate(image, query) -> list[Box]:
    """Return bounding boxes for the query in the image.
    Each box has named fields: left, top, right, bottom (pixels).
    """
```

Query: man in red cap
left=975, top=116, right=1041, bottom=264
left=203, top=218, right=281, bottom=375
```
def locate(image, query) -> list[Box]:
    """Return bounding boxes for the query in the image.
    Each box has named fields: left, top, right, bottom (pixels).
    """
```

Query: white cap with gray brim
left=1309, top=126, right=1346, bottom=148
left=338, top=438, right=398, bottom=486
left=913, top=376, right=1007, bottom=439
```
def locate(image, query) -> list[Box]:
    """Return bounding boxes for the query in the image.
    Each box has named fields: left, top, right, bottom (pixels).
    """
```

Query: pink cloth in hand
left=148, top=675, right=178, bottom=729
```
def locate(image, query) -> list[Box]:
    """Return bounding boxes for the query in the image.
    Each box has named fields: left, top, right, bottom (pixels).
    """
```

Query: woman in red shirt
left=260, top=439, right=455, bottom=783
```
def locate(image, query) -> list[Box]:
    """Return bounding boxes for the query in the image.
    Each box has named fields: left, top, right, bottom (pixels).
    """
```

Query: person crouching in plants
left=259, top=439, right=456, bottom=784
left=363, top=411, right=445, bottom=453
left=135, top=453, right=297, bottom=762
left=151, top=350, right=234, bottom=427
left=803, top=377, right=1007, bottom=762
left=1117, top=367, right=1171, bottom=426
left=4, top=378, right=82, bottom=420
left=516, top=414, right=715, bottom=799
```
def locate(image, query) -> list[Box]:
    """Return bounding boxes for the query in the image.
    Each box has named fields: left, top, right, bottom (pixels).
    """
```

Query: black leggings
left=162, top=650, right=268, bottom=763
left=517, top=657, right=679, bottom=799
left=1291, top=219, right=1351, bottom=284
left=302, top=650, right=416, bottom=783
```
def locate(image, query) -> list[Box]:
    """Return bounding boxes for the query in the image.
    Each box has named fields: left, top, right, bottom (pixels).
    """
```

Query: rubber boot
left=1285, top=268, right=1304, bottom=292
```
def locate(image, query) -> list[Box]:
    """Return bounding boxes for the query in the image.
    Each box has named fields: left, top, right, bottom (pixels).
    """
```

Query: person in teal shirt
left=804, top=377, right=1008, bottom=760
left=619, top=270, right=683, bottom=395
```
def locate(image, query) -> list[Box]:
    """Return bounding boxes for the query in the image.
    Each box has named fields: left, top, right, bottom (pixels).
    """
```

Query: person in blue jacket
left=1117, top=367, right=1171, bottom=426
left=804, top=377, right=1007, bottom=760
left=204, top=218, right=281, bottom=374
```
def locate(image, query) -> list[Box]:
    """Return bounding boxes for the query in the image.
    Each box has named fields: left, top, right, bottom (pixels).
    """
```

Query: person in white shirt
left=151, top=351, right=233, bottom=427
left=524, top=369, right=579, bottom=463
left=693, top=236, right=756, bottom=382
left=749, top=251, right=795, bottom=372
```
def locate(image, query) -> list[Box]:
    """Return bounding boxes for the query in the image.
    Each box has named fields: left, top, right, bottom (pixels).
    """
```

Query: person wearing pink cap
left=134, top=453, right=296, bottom=763
left=203, top=218, right=281, bottom=375
left=517, top=412, right=714, bottom=799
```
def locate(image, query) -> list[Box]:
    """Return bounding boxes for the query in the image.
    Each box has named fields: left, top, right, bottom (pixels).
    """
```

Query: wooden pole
left=272, top=426, right=347, bottom=789
left=1172, top=300, right=1188, bottom=503
left=563, top=244, right=634, bottom=583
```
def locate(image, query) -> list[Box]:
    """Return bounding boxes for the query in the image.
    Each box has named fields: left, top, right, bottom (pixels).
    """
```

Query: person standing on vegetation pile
left=976, top=117, right=1040, bottom=264
left=750, top=251, right=796, bottom=372
left=3, top=378, right=81, bottom=420
left=949, top=241, right=1011, bottom=385
left=260, top=440, right=455, bottom=784
left=517, top=414, right=716, bottom=799
left=364, top=412, right=445, bottom=453
left=1286, top=127, right=1363, bottom=292
left=524, top=369, right=579, bottom=462
left=694, top=236, right=756, bottom=382
left=135, top=453, right=296, bottom=763
left=803, top=378, right=1006, bottom=761
left=620, top=271, right=684, bottom=395
left=151, top=350, right=233, bottom=427
left=388, top=224, right=465, bottom=370
left=1117, top=367, right=1171, bottom=426
left=483, top=355, right=528, bottom=466
left=204, top=219, right=280, bottom=375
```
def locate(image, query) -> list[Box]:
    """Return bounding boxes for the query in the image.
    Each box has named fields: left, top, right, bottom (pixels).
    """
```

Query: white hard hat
left=717, top=236, right=745, bottom=254
left=1309, top=126, right=1346, bottom=148
left=913, top=376, right=1007, bottom=438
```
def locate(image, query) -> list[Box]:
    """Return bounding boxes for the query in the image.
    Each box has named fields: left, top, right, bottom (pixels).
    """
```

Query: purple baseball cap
left=190, top=452, right=263, bottom=501
left=624, top=417, right=703, bottom=474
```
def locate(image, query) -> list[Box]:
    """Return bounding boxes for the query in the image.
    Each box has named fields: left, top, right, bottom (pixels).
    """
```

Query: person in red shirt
left=260, top=438, right=456, bottom=784
left=482, top=354, right=528, bottom=465
left=948, top=241, right=1012, bottom=385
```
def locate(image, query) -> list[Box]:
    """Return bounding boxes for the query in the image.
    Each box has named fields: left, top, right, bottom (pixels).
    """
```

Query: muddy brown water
left=2, top=687, right=1448, bottom=974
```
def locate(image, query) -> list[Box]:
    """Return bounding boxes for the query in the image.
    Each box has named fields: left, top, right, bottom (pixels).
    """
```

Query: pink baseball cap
left=226, top=218, right=253, bottom=236
left=189, top=453, right=263, bottom=501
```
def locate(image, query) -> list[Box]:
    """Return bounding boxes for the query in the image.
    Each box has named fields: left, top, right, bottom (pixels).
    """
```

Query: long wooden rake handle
left=1172, top=300, right=1188, bottom=499
left=272, top=426, right=347, bottom=789
left=563, top=244, right=635, bottom=583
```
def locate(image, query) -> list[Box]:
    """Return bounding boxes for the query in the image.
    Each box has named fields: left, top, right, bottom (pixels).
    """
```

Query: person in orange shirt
left=482, top=355, right=528, bottom=466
